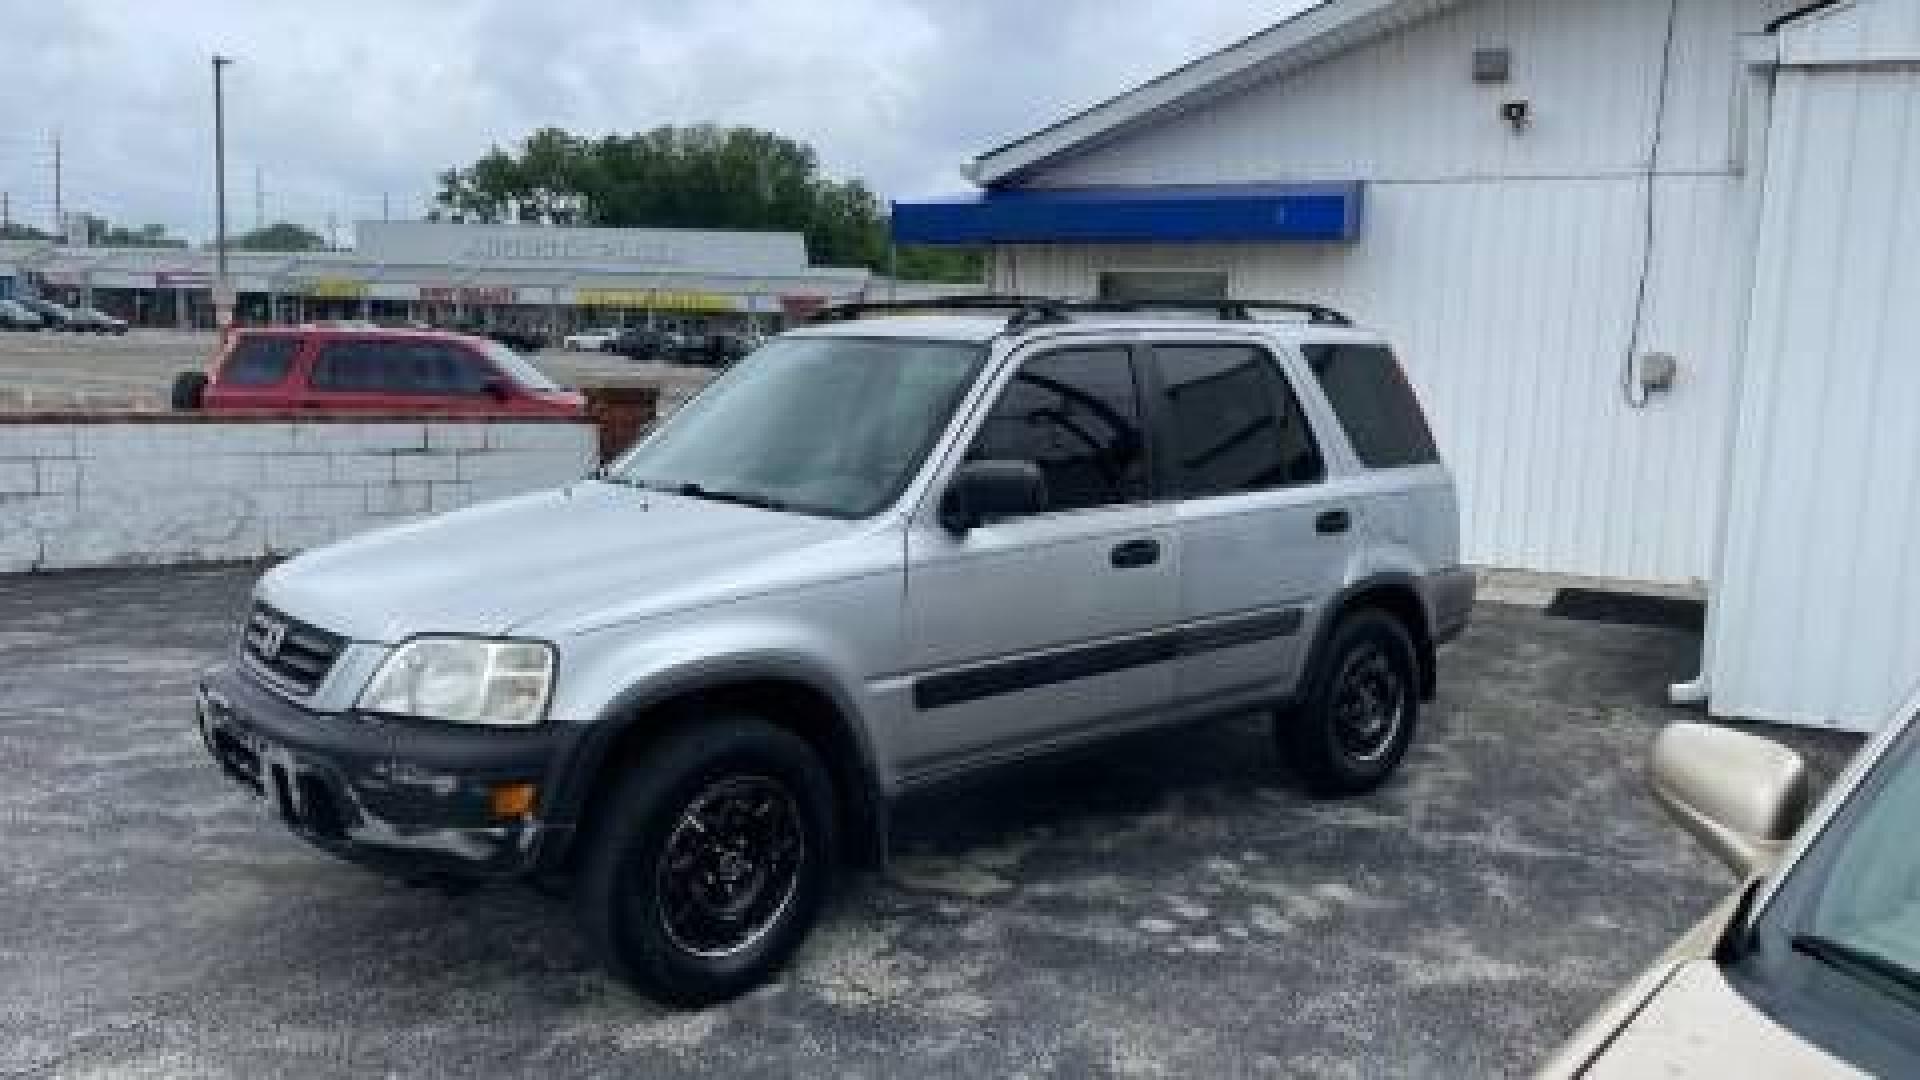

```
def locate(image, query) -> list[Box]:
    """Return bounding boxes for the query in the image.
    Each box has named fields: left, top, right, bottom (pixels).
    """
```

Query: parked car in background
left=445, top=320, right=547, bottom=354
left=1540, top=699, right=1920, bottom=1077
left=563, top=326, right=622, bottom=351
left=192, top=296, right=1472, bottom=1005
left=605, top=325, right=671, bottom=361
left=66, top=307, right=129, bottom=335
left=18, top=298, right=78, bottom=330
left=170, top=326, right=585, bottom=415
left=0, top=299, right=44, bottom=331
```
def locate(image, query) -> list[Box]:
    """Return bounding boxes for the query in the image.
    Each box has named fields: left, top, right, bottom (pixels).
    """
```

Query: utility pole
left=212, top=55, right=234, bottom=331
left=2, top=191, right=9, bottom=232
left=50, top=132, right=62, bottom=236
left=325, top=211, right=339, bottom=251
left=253, top=165, right=264, bottom=232
left=381, top=191, right=391, bottom=222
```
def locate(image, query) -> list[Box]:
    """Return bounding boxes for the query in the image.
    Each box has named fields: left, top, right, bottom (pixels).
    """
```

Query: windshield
left=1737, top=714, right=1920, bottom=1060
left=479, top=340, right=563, bottom=392
left=607, top=335, right=986, bottom=519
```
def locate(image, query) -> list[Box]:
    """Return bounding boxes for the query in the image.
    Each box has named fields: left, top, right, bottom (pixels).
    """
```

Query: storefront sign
left=356, top=221, right=808, bottom=277
left=577, top=288, right=737, bottom=313
left=305, top=277, right=369, bottom=298
left=156, top=270, right=212, bottom=289
left=779, top=293, right=829, bottom=320
left=420, top=285, right=516, bottom=306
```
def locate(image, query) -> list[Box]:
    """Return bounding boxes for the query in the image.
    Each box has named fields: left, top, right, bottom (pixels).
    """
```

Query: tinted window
left=967, top=347, right=1148, bottom=513
left=222, top=337, right=299, bottom=386
left=1301, top=344, right=1439, bottom=468
left=311, top=341, right=490, bottom=394
left=1154, top=344, right=1323, bottom=496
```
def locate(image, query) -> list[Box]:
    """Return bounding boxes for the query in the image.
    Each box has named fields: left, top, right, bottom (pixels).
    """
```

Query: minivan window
left=610, top=336, right=985, bottom=519
left=312, top=341, right=489, bottom=394
left=966, top=346, right=1148, bottom=513
left=222, top=337, right=300, bottom=386
left=1153, top=344, right=1323, bottom=496
left=1301, top=343, right=1439, bottom=468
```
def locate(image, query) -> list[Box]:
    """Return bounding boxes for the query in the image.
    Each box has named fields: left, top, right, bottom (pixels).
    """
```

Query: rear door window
left=1300, top=343, right=1439, bottom=468
left=221, top=337, right=300, bottom=386
left=1151, top=343, right=1324, bottom=496
left=311, top=341, right=489, bottom=394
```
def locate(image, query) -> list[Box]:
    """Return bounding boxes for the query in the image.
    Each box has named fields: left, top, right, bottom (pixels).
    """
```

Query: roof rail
left=809, top=294, right=1352, bottom=330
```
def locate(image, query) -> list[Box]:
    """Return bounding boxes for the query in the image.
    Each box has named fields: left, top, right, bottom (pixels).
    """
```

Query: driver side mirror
left=1650, top=722, right=1814, bottom=878
left=482, top=377, right=513, bottom=402
left=939, top=460, right=1048, bottom=533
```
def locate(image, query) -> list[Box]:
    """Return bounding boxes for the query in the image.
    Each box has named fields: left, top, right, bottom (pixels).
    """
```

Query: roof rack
left=807, top=294, right=1352, bottom=331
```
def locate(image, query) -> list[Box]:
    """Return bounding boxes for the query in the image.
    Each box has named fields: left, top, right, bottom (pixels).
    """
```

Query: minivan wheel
left=169, top=370, right=208, bottom=411
left=1276, top=608, right=1419, bottom=797
left=576, top=715, right=836, bottom=1006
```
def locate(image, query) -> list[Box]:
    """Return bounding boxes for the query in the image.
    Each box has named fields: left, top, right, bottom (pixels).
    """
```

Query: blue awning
left=890, top=183, right=1364, bottom=246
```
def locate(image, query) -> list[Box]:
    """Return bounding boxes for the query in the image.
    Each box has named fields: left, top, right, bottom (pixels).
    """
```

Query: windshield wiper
left=672, top=481, right=787, bottom=512
left=1792, top=933, right=1920, bottom=1002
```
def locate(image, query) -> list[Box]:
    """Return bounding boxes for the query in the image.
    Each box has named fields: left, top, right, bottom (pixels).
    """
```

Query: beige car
left=1540, top=696, right=1920, bottom=1077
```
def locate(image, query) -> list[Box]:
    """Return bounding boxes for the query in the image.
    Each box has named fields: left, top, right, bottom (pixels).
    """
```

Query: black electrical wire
left=1623, top=0, right=1682, bottom=409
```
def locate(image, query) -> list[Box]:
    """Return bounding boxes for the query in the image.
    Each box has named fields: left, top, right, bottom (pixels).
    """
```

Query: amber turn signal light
left=489, top=782, right=538, bottom=820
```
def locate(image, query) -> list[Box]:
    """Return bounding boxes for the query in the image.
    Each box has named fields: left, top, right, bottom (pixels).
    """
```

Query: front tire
left=576, top=716, right=836, bottom=1006
left=1276, top=608, right=1420, bottom=797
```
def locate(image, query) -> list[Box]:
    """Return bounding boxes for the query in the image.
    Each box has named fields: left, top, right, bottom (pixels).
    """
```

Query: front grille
left=242, top=604, right=346, bottom=694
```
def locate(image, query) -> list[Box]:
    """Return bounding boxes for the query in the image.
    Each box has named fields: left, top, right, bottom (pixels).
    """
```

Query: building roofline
left=969, top=0, right=1461, bottom=187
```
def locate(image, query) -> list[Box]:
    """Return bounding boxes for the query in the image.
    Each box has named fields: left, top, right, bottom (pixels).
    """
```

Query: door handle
left=1315, top=509, right=1352, bottom=535
left=1110, top=538, right=1161, bottom=569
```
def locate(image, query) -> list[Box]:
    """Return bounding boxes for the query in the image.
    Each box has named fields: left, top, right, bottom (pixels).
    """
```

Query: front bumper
left=196, top=662, right=572, bottom=880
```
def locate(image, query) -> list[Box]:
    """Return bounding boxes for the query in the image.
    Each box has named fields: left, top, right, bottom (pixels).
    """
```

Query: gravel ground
left=0, top=565, right=1862, bottom=1078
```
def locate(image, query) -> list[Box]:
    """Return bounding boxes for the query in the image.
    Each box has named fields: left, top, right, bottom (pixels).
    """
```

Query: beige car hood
left=1583, top=960, right=1865, bottom=1079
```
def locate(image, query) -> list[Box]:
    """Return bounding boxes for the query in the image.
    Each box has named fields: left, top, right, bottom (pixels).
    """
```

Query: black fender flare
left=1303, top=573, right=1438, bottom=701
left=542, top=654, right=890, bottom=870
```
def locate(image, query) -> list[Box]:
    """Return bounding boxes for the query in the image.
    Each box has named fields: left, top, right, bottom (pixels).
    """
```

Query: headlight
left=358, top=638, right=555, bottom=727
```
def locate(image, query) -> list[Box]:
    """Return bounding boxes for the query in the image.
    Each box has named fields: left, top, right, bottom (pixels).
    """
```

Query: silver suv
left=195, top=298, right=1474, bottom=1004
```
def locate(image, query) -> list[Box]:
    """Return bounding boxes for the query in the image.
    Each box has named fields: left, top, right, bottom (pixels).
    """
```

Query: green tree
left=433, top=125, right=982, bottom=282
left=233, top=221, right=327, bottom=252
left=75, top=217, right=187, bottom=248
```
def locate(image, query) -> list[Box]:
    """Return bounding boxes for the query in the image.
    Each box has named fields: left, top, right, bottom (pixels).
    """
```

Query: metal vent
left=1473, top=47, right=1511, bottom=83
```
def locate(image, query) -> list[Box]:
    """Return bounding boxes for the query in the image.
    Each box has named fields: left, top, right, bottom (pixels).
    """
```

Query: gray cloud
left=0, top=1, right=1301, bottom=242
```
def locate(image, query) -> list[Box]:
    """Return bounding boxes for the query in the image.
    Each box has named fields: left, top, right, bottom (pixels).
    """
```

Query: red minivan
left=172, top=327, right=585, bottom=416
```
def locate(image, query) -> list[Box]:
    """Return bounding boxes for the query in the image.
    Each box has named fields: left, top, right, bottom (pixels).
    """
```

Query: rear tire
left=169, top=370, right=208, bottom=411
left=1276, top=608, right=1420, bottom=797
left=576, top=715, right=836, bottom=1006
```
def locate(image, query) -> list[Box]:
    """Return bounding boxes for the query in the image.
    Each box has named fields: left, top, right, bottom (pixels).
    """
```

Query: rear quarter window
left=1301, top=343, right=1439, bottom=469
left=220, top=337, right=300, bottom=386
left=311, top=341, right=490, bottom=394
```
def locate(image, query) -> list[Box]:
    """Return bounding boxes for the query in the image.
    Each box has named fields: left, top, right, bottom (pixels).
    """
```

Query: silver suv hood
left=256, top=482, right=859, bottom=642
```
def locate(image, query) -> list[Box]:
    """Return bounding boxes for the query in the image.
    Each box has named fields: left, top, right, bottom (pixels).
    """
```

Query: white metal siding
left=995, top=0, right=1801, bottom=583
left=1033, top=0, right=1800, bottom=188
left=1781, top=0, right=1920, bottom=66
left=998, top=171, right=1750, bottom=582
left=1707, top=58, right=1920, bottom=731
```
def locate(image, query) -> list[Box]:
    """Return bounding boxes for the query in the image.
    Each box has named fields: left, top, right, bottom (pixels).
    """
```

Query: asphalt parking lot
left=1, top=566, right=1861, bottom=1078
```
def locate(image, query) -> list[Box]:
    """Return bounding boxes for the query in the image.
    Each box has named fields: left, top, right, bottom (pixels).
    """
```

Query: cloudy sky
left=0, top=1, right=1307, bottom=244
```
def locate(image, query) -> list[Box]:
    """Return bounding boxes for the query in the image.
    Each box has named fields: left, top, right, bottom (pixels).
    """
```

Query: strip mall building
left=896, top=0, right=1920, bottom=732
left=0, top=221, right=879, bottom=332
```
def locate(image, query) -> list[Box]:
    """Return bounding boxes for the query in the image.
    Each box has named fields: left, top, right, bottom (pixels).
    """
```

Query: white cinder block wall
left=0, top=419, right=596, bottom=572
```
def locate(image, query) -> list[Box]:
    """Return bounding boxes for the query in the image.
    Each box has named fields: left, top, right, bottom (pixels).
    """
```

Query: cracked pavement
left=0, top=565, right=1861, bottom=1078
